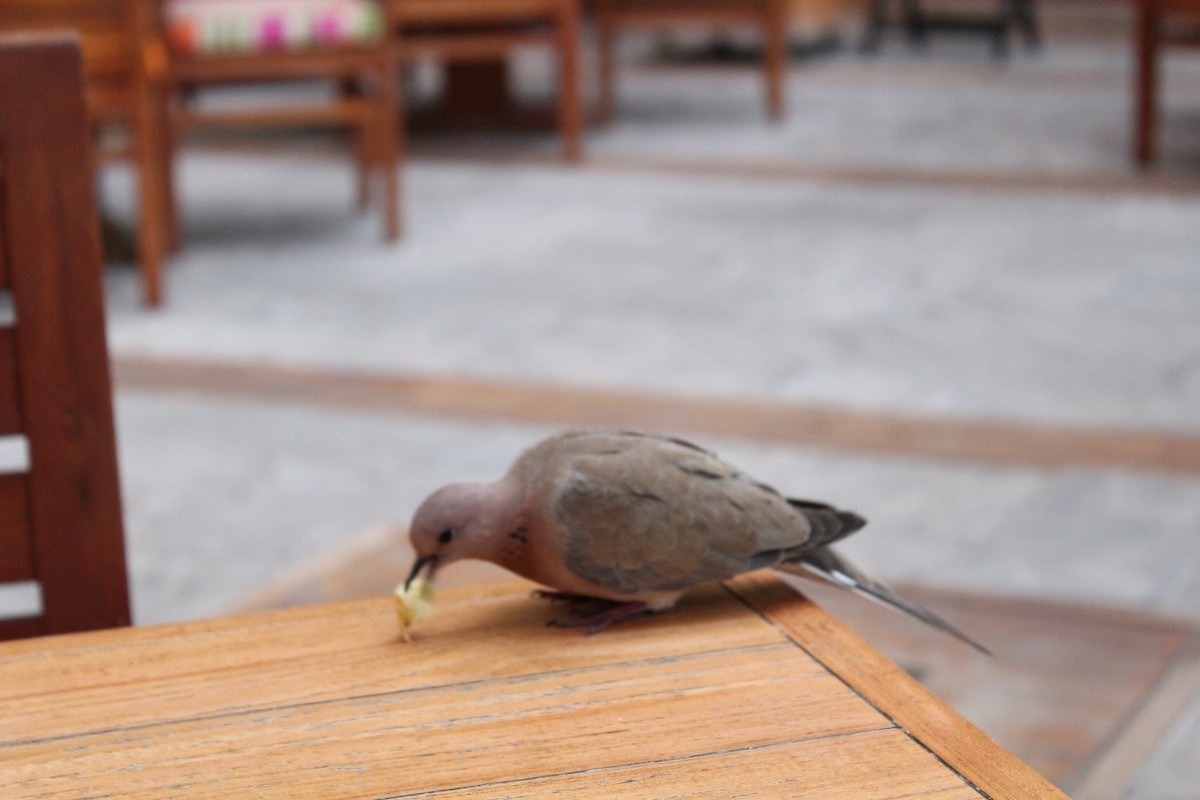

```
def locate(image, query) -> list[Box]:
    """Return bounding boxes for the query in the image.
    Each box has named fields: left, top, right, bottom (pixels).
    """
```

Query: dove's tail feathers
left=788, top=499, right=867, bottom=548
left=775, top=546, right=992, bottom=656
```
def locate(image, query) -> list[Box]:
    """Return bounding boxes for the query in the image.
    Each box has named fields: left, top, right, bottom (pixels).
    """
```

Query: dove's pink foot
left=546, top=601, right=650, bottom=635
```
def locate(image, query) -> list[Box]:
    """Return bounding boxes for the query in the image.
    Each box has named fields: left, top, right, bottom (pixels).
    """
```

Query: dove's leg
left=546, top=601, right=650, bottom=634
left=532, top=589, right=602, bottom=604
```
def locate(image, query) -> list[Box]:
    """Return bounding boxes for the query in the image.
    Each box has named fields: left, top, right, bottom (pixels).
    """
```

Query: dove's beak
left=405, top=555, right=438, bottom=590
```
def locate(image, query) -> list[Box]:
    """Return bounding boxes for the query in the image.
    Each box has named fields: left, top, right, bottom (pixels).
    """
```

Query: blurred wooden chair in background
left=387, top=0, right=583, bottom=160
left=0, top=0, right=170, bottom=307
left=0, top=36, right=132, bottom=640
left=153, top=0, right=403, bottom=240
left=594, top=0, right=851, bottom=122
left=1133, top=0, right=1200, bottom=166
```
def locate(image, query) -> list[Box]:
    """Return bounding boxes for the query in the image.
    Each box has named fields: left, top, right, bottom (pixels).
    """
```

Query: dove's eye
left=438, top=530, right=454, bottom=545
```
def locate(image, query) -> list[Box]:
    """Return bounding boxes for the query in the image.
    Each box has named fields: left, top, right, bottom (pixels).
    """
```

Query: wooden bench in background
left=152, top=0, right=404, bottom=241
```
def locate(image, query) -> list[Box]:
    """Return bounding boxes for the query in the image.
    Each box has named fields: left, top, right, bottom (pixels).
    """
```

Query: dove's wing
left=547, top=434, right=815, bottom=595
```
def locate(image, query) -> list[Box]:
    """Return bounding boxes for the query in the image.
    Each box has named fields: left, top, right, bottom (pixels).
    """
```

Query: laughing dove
left=406, top=429, right=986, bottom=651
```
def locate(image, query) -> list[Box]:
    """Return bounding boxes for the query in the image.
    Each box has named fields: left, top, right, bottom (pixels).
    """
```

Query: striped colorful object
left=166, top=0, right=384, bottom=55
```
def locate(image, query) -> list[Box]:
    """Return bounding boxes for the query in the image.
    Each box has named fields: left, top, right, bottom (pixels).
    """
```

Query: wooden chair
left=387, top=0, right=584, bottom=160
left=0, top=36, right=132, bottom=641
left=0, top=0, right=170, bottom=307
left=151, top=0, right=403, bottom=240
left=595, top=0, right=850, bottom=122
left=1133, top=0, right=1200, bottom=166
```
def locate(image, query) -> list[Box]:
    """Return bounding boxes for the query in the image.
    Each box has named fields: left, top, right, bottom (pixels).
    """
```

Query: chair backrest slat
left=1, top=229, right=23, bottom=584
left=0, top=472, right=34, bottom=583
left=0, top=35, right=131, bottom=639
left=0, top=615, right=40, bottom=641
left=0, top=328, right=19, bottom=436
left=0, top=217, right=8, bottom=286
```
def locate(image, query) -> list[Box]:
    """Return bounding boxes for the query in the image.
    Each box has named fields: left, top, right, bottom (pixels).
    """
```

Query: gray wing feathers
left=552, top=435, right=816, bottom=594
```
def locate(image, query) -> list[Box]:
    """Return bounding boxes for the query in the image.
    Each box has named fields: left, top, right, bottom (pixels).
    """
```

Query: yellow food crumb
left=394, top=578, right=435, bottom=641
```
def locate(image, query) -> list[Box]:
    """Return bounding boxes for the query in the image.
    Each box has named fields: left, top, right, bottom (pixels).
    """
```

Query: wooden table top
left=0, top=573, right=1066, bottom=799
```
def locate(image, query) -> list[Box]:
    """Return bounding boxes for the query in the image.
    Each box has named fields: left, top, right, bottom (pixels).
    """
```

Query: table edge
left=726, top=572, right=1071, bottom=800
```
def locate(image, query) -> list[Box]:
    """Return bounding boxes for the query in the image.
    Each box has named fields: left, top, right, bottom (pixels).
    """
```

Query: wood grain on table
left=0, top=575, right=1066, bottom=799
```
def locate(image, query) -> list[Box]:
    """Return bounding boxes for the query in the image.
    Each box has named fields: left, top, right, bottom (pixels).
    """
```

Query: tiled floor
left=86, top=15, right=1200, bottom=800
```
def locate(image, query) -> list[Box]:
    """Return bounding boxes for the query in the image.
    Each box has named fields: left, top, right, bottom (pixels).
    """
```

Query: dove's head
left=406, top=482, right=504, bottom=589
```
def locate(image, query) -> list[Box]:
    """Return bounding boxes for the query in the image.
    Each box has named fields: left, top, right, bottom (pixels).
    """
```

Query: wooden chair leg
left=341, top=78, right=372, bottom=210
left=901, top=0, right=928, bottom=47
left=558, top=0, right=584, bottom=160
left=1012, top=0, right=1040, bottom=49
left=763, top=0, right=788, bottom=121
left=158, top=86, right=183, bottom=256
left=377, top=60, right=403, bottom=241
left=597, top=0, right=617, bottom=124
left=1134, top=0, right=1159, bottom=167
left=860, top=0, right=888, bottom=53
left=990, top=20, right=1010, bottom=59
left=354, top=128, right=372, bottom=211
left=133, top=82, right=167, bottom=307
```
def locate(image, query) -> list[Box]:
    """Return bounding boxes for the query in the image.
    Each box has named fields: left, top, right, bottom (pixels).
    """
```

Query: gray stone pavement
left=47, top=28, right=1200, bottom=800
left=105, top=157, right=1200, bottom=434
